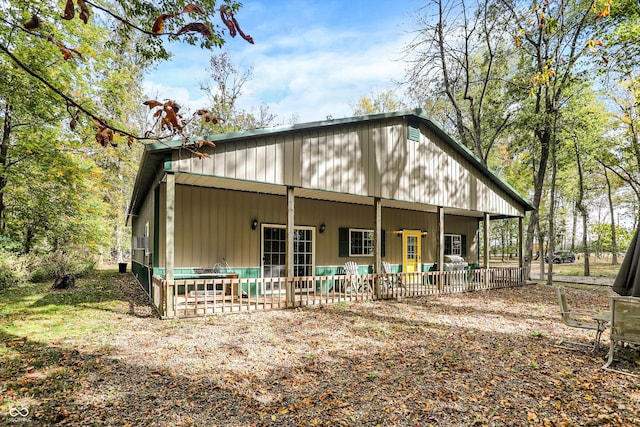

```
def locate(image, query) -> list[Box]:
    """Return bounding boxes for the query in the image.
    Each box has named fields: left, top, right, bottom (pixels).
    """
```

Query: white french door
left=261, top=225, right=315, bottom=294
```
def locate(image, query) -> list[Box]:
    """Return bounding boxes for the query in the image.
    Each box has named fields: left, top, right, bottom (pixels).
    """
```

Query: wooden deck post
left=483, top=212, right=490, bottom=288
left=518, top=216, right=524, bottom=283
left=286, top=187, right=295, bottom=307
left=374, top=197, right=382, bottom=297
left=437, top=206, right=444, bottom=290
left=165, top=172, right=175, bottom=318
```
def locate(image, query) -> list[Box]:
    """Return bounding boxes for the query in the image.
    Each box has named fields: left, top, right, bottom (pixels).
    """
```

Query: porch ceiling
left=173, top=172, right=487, bottom=219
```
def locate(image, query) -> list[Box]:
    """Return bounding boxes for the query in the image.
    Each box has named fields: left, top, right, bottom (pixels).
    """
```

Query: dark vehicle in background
left=545, top=250, right=576, bottom=264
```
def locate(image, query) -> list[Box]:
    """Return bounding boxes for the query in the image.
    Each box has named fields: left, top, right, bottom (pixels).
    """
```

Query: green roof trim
left=126, top=108, right=534, bottom=223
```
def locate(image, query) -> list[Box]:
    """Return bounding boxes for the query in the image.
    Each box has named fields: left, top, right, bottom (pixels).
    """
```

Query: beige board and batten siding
left=169, top=117, right=524, bottom=218
left=131, top=184, right=155, bottom=268
left=173, top=136, right=286, bottom=185
left=153, top=185, right=480, bottom=270
left=156, top=185, right=283, bottom=269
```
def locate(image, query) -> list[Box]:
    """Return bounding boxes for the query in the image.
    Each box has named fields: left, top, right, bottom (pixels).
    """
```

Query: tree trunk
left=524, top=127, right=551, bottom=280
left=115, top=164, right=124, bottom=263
left=573, top=134, right=589, bottom=276
left=24, top=226, right=34, bottom=254
left=501, top=223, right=506, bottom=262
left=604, top=167, right=618, bottom=265
left=582, top=210, right=590, bottom=275
left=0, top=104, right=11, bottom=230
left=538, top=231, right=546, bottom=280
left=547, top=138, right=557, bottom=286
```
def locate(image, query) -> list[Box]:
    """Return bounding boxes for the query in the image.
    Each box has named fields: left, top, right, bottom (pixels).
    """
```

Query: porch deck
left=150, top=267, right=526, bottom=318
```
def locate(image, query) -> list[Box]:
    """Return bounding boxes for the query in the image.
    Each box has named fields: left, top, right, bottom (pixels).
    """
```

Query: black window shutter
left=381, top=229, right=386, bottom=257
left=461, top=235, right=467, bottom=258
left=339, top=227, right=349, bottom=257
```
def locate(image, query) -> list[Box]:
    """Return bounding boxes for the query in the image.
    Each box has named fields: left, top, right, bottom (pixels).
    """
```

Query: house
left=127, top=109, right=534, bottom=318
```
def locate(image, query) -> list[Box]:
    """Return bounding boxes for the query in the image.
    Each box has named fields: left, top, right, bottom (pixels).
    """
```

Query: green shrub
left=0, top=234, right=21, bottom=253
left=0, top=250, right=27, bottom=290
left=28, top=250, right=96, bottom=282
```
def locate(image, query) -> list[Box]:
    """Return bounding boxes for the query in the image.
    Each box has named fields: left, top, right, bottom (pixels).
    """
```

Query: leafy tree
left=195, top=52, right=277, bottom=135
left=2, top=127, right=110, bottom=254
left=405, top=0, right=516, bottom=163
left=1, top=1, right=254, bottom=262
left=490, top=218, right=519, bottom=261
left=1, top=1, right=253, bottom=145
left=600, top=76, right=640, bottom=216
left=589, top=1, right=640, bottom=238
left=600, top=0, right=640, bottom=74
left=350, top=90, right=405, bottom=116
left=404, top=0, right=639, bottom=277
left=90, top=43, right=149, bottom=263
left=590, top=221, right=633, bottom=256
left=560, top=85, right=610, bottom=276
left=1, top=1, right=143, bottom=255
left=0, top=12, right=101, bottom=229
left=499, top=0, right=619, bottom=278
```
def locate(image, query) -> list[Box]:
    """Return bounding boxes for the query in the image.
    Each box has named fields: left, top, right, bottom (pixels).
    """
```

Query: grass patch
left=551, top=261, right=621, bottom=277
left=494, top=256, right=623, bottom=278
left=0, top=268, right=153, bottom=425
left=0, top=269, right=126, bottom=343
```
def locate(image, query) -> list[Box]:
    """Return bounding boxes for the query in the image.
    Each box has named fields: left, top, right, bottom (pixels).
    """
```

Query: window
left=339, top=228, right=385, bottom=257
left=133, top=236, right=149, bottom=251
left=444, top=234, right=462, bottom=256
left=349, top=229, right=374, bottom=256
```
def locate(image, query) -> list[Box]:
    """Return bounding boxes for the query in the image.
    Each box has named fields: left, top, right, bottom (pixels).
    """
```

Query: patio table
left=592, top=310, right=611, bottom=351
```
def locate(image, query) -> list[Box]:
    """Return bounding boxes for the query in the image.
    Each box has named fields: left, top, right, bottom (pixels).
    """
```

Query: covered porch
left=143, top=172, right=527, bottom=318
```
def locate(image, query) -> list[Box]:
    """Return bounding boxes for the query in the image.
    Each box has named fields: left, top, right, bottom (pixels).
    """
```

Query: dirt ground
left=3, top=273, right=640, bottom=426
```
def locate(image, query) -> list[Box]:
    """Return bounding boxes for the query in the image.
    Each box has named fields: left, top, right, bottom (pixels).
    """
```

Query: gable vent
left=408, top=120, right=421, bottom=141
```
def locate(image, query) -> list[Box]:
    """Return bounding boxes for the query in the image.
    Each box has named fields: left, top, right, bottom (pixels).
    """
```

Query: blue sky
left=143, top=0, right=422, bottom=124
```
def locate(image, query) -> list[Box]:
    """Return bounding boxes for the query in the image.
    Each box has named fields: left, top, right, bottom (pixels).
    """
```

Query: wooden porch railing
left=151, top=267, right=526, bottom=318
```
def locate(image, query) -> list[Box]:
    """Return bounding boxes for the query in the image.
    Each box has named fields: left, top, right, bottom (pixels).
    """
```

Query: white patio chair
left=381, top=261, right=405, bottom=291
left=342, top=262, right=372, bottom=293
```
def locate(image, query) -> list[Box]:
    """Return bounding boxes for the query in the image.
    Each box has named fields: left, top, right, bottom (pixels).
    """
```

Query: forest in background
left=1, top=0, right=639, bottom=288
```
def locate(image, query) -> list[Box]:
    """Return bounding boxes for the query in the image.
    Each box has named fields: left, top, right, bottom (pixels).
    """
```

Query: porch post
left=165, top=172, right=175, bottom=318
left=286, top=186, right=295, bottom=307
left=374, top=197, right=382, bottom=297
left=483, top=212, right=490, bottom=288
left=519, top=216, right=524, bottom=282
left=483, top=213, right=490, bottom=268
left=437, top=206, right=444, bottom=289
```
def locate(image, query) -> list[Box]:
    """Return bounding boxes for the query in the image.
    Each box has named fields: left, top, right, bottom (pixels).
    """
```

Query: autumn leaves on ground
left=1, top=271, right=639, bottom=426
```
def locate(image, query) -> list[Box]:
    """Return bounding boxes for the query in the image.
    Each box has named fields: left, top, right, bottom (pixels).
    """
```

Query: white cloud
left=233, top=26, right=412, bottom=122
left=142, top=81, right=208, bottom=113
left=142, top=0, right=416, bottom=124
